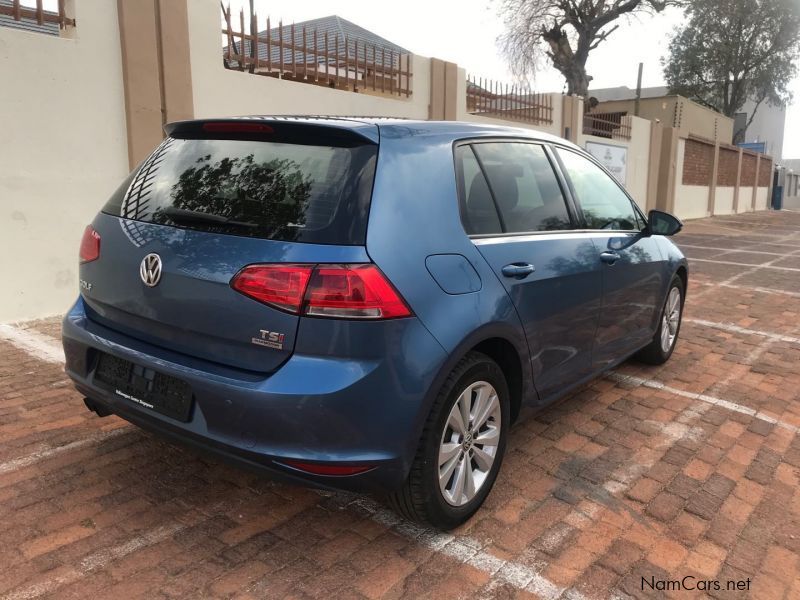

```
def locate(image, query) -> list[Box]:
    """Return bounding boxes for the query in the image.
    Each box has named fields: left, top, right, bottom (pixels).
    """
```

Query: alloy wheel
left=437, top=381, right=501, bottom=506
left=660, top=286, right=682, bottom=353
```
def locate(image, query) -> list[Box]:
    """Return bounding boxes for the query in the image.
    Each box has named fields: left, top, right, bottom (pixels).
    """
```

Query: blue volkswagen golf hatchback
left=63, top=117, right=687, bottom=528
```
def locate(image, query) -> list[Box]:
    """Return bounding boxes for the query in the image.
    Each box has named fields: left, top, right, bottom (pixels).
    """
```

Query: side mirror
left=648, top=209, right=683, bottom=236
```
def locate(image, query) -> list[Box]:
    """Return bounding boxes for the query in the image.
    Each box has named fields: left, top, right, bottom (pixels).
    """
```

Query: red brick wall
left=740, top=154, right=757, bottom=186
left=682, top=139, right=714, bottom=185
left=758, top=159, right=772, bottom=187
left=717, top=148, right=739, bottom=186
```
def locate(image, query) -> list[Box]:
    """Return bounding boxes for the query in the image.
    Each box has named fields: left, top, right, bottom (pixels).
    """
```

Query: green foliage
left=663, top=0, right=800, bottom=123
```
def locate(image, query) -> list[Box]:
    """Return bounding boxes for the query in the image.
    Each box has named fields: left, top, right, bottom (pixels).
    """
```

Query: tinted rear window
left=103, top=136, right=377, bottom=245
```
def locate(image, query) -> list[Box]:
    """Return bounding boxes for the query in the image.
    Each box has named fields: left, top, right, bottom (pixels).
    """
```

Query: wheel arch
left=470, top=337, right=525, bottom=423
left=675, top=264, right=688, bottom=293
left=424, top=322, right=535, bottom=429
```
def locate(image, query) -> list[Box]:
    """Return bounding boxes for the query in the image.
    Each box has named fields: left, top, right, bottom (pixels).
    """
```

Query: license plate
left=94, top=353, right=194, bottom=422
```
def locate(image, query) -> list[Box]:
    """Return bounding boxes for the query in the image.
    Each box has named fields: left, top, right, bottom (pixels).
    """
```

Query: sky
left=225, top=0, right=800, bottom=159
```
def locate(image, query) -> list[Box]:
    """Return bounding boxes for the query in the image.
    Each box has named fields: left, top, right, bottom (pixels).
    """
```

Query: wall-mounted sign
left=585, top=141, right=627, bottom=186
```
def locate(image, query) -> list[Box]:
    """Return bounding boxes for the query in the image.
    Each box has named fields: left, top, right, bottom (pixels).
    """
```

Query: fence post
left=117, top=0, right=163, bottom=169
left=765, top=159, right=775, bottom=211
left=429, top=59, right=445, bottom=119
left=733, top=148, right=743, bottom=213
left=562, top=95, right=581, bottom=143
left=116, top=0, right=194, bottom=168
left=752, top=154, right=761, bottom=211
left=707, top=142, right=720, bottom=216
left=158, top=0, right=193, bottom=124
left=646, top=120, right=663, bottom=212
left=443, top=61, right=457, bottom=120
left=428, top=58, right=457, bottom=120
left=656, top=127, right=680, bottom=214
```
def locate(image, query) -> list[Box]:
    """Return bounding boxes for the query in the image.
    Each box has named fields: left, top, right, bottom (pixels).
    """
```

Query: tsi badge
left=252, top=329, right=286, bottom=350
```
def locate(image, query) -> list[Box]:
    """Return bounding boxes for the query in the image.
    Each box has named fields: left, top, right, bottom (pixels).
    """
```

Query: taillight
left=230, top=264, right=412, bottom=319
left=230, top=264, right=313, bottom=313
left=304, top=264, right=411, bottom=319
left=79, top=225, right=100, bottom=263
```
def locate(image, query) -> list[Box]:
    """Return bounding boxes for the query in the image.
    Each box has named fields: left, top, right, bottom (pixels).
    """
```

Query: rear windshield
left=103, top=136, right=377, bottom=245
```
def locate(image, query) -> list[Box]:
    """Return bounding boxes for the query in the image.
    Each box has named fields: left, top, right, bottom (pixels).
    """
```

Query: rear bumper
left=62, top=298, right=448, bottom=492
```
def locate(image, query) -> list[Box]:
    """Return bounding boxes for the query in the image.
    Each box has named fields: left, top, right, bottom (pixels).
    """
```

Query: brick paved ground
left=2, top=210, right=800, bottom=599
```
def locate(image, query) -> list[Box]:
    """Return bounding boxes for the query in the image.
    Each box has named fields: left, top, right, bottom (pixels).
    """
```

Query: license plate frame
left=94, top=352, right=194, bottom=422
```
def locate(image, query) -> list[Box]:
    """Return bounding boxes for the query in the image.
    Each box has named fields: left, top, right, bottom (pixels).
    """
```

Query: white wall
left=186, top=1, right=430, bottom=120
left=713, top=187, right=735, bottom=215
left=755, top=187, right=769, bottom=211
left=675, top=186, right=710, bottom=220
left=737, top=190, right=752, bottom=213
left=0, top=1, right=129, bottom=322
left=739, top=187, right=756, bottom=212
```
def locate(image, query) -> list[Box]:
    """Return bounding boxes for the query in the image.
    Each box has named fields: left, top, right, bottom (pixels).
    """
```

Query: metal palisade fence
left=0, top=0, right=74, bottom=29
left=221, top=3, right=412, bottom=97
left=466, top=76, right=553, bottom=125
left=583, top=111, right=633, bottom=140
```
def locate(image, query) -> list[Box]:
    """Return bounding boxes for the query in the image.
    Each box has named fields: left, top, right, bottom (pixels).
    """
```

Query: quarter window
left=456, top=145, right=502, bottom=235
left=557, top=148, right=641, bottom=231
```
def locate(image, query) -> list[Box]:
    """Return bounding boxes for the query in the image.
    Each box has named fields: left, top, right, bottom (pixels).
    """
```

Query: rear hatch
left=81, top=119, right=379, bottom=373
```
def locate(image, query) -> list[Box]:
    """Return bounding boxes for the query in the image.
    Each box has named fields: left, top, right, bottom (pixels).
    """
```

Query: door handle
left=600, top=251, right=619, bottom=265
left=501, top=263, right=536, bottom=279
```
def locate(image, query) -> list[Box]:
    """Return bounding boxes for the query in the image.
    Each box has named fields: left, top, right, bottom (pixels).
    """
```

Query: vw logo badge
left=139, top=253, right=162, bottom=287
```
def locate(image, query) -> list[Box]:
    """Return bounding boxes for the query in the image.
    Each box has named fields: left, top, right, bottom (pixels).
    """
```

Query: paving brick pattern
left=1, top=211, right=800, bottom=599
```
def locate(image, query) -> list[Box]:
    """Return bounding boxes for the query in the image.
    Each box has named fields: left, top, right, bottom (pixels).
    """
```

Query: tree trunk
left=542, top=25, right=592, bottom=97
left=564, top=66, right=591, bottom=97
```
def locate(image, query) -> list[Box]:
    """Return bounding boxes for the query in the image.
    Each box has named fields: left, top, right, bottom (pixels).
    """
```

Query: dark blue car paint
left=62, top=118, right=688, bottom=492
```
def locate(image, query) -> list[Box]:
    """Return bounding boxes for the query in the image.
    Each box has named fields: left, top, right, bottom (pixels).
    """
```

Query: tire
left=636, top=274, right=685, bottom=365
left=388, top=351, right=510, bottom=529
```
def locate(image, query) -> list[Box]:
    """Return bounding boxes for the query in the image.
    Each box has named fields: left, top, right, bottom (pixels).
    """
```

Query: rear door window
left=103, top=136, right=377, bottom=245
left=472, top=143, right=573, bottom=233
left=456, top=142, right=574, bottom=235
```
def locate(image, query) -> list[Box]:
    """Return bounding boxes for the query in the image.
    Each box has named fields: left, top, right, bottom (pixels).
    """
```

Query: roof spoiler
left=164, top=117, right=380, bottom=146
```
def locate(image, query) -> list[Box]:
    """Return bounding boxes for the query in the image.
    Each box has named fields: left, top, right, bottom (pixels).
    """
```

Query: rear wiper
left=163, top=207, right=258, bottom=229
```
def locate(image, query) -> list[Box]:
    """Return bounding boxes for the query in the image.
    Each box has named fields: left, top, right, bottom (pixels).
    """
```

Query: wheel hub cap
left=462, top=432, right=473, bottom=450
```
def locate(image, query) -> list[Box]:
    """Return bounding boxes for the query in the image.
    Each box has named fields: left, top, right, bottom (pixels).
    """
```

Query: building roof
left=228, top=15, right=409, bottom=66
left=0, top=0, right=59, bottom=35
left=589, top=86, right=669, bottom=102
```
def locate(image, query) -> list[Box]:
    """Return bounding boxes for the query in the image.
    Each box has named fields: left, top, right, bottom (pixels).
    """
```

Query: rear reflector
left=231, top=264, right=412, bottom=319
left=79, top=225, right=101, bottom=263
left=279, top=459, right=375, bottom=476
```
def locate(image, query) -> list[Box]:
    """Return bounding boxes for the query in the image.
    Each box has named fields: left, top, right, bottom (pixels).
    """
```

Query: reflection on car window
left=103, top=137, right=377, bottom=245
left=471, top=143, right=572, bottom=233
left=557, top=149, right=641, bottom=231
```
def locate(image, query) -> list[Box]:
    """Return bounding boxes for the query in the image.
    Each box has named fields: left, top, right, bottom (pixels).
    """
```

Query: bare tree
left=497, top=0, right=680, bottom=97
